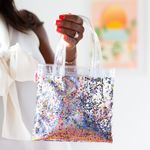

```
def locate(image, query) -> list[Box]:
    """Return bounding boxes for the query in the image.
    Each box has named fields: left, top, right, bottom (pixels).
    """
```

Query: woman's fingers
left=55, top=14, right=84, bottom=51
left=63, top=35, right=78, bottom=47
left=55, top=19, right=84, bottom=33
left=56, top=26, right=83, bottom=40
left=59, top=14, right=83, bottom=25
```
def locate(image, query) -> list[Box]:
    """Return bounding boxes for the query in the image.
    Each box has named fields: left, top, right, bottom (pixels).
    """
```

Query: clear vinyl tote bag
left=32, top=15, right=115, bottom=143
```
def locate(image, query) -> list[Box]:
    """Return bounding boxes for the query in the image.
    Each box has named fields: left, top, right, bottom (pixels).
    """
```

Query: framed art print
left=91, top=0, right=145, bottom=75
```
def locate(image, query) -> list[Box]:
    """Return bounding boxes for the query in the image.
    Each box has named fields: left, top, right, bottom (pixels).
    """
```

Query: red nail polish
left=59, top=15, right=64, bottom=20
left=63, top=35, right=67, bottom=40
left=56, top=20, right=61, bottom=25
left=56, top=27, right=61, bottom=32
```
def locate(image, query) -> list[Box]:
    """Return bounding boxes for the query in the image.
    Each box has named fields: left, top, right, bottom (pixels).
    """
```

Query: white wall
left=15, top=0, right=150, bottom=150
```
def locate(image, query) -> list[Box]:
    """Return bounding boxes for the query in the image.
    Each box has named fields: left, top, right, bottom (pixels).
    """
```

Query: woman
left=0, top=0, right=84, bottom=149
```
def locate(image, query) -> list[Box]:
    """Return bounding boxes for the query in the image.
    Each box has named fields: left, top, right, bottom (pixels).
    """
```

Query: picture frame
left=90, top=0, right=145, bottom=76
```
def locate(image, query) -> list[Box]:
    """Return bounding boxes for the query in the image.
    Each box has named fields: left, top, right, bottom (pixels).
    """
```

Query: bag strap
left=54, top=15, right=103, bottom=68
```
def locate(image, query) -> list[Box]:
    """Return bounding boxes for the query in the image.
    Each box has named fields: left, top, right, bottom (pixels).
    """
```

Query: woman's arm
left=31, top=19, right=55, bottom=64
left=19, top=10, right=54, bottom=64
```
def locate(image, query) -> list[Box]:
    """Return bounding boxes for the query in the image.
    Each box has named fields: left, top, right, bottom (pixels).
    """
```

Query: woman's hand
left=55, top=14, right=84, bottom=51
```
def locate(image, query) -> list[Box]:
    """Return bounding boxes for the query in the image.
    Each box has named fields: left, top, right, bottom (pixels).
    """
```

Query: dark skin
left=19, top=10, right=84, bottom=65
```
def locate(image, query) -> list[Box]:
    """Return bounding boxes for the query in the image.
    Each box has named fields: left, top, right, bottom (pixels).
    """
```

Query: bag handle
left=54, top=15, right=103, bottom=68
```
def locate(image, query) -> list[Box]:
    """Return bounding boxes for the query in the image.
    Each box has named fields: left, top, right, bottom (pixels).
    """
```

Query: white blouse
left=0, top=24, right=71, bottom=150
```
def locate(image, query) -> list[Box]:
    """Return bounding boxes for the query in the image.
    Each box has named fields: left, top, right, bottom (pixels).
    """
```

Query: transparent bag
left=32, top=15, right=115, bottom=143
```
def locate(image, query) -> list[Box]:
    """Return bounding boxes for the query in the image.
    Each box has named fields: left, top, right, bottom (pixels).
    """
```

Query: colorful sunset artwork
left=91, top=0, right=137, bottom=68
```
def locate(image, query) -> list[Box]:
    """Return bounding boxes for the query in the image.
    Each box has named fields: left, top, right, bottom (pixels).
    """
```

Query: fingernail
left=63, top=35, right=67, bottom=40
left=55, top=20, right=61, bottom=25
left=56, top=20, right=61, bottom=25
left=56, top=27, right=61, bottom=32
left=68, top=13, right=72, bottom=15
left=59, top=15, right=65, bottom=20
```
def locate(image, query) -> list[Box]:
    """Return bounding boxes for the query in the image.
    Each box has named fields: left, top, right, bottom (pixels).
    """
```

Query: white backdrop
left=14, top=0, right=150, bottom=150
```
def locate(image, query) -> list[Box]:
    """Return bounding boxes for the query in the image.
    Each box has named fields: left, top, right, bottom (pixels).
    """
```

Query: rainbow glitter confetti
left=32, top=65, right=115, bottom=143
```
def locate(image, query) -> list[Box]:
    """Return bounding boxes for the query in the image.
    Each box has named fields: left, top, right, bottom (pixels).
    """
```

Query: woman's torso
left=0, top=24, right=71, bottom=150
